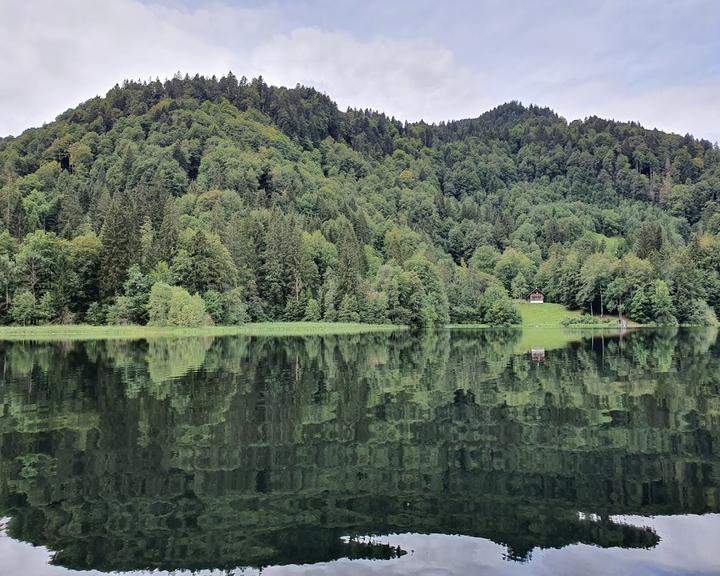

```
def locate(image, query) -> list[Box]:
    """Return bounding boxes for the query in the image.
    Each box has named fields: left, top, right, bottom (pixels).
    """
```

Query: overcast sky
left=1, top=0, right=719, bottom=142
left=4, top=514, right=720, bottom=575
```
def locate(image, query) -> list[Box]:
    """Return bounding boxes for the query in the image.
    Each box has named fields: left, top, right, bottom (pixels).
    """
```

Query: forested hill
left=0, top=73, right=719, bottom=328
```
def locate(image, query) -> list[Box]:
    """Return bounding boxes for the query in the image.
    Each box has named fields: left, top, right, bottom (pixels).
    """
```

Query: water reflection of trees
left=0, top=328, right=718, bottom=571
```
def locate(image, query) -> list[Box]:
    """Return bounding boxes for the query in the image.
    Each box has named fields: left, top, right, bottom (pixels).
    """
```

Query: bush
left=480, top=284, right=520, bottom=326
left=284, top=298, right=305, bottom=321
left=484, top=299, right=521, bottom=326
left=122, top=265, right=151, bottom=324
left=106, top=296, right=133, bottom=325
left=684, top=299, right=718, bottom=326
left=85, top=302, right=105, bottom=325
left=204, top=290, right=224, bottom=324
left=304, top=298, right=321, bottom=321
left=10, top=290, right=38, bottom=325
left=561, top=315, right=614, bottom=326
left=223, top=288, right=249, bottom=325
left=147, top=282, right=211, bottom=327
left=203, top=288, right=248, bottom=325
left=337, top=294, right=360, bottom=322
left=361, top=291, right=388, bottom=324
left=37, top=292, right=56, bottom=324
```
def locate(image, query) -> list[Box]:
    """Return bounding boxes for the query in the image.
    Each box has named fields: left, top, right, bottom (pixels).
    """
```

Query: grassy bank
left=447, top=302, right=623, bottom=353
left=516, top=301, right=585, bottom=326
left=0, top=303, right=635, bottom=342
left=515, top=301, right=628, bottom=327
left=0, top=322, right=403, bottom=342
left=448, top=302, right=620, bottom=328
left=446, top=301, right=711, bottom=354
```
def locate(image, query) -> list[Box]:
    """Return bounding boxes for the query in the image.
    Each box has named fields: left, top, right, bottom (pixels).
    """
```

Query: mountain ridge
left=0, top=73, right=718, bottom=328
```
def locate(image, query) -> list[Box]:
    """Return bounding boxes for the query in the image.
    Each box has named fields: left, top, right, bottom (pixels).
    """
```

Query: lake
left=0, top=328, right=719, bottom=575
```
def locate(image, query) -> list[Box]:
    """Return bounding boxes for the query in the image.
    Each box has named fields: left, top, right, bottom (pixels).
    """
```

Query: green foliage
left=510, top=272, right=530, bottom=300
left=469, top=246, right=500, bottom=274
left=377, top=264, right=427, bottom=328
left=85, top=302, right=105, bottom=325
left=494, top=249, right=535, bottom=292
left=205, top=288, right=249, bottom=325
left=100, top=190, right=136, bottom=298
left=405, top=254, right=449, bottom=326
left=9, top=290, right=38, bottom=325
left=362, top=291, right=388, bottom=324
left=147, top=282, right=210, bottom=327
left=260, top=212, right=302, bottom=319
left=172, top=229, right=238, bottom=294
left=149, top=260, right=174, bottom=285
left=122, top=265, right=152, bottom=324
left=576, top=253, right=618, bottom=316
left=223, top=288, right=250, bottom=325
left=683, top=299, right=718, bottom=326
left=481, top=284, right=520, bottom=326
left=106, top=296, right=134, bottom=325
left=385, top=226, right=422, bottom=264
left=484, top=298, right=521, bottom=326
left=303, top=298, right=321, bottom=321
left=650, top=280, right=677, bottom=325
left=0, top=254, right=19, bottom=320
left=337, top=293, right=361, bottom=322
left=67, top=233, right=102, bottom=316
left=0, top=74, right=718, bottom=327
left=37, top=292, right=56, bottom=324
left=629, top=287, right=652, bottom=324
left=561, top=315, right=615, bottom=327
left=449, top=266, right=496, bottom=323
left=203, top=290, right=224, bottom=324
left=15, top=230, right=67, bottom=298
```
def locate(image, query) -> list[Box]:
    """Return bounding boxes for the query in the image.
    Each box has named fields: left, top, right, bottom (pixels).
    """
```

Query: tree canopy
left=0, top=73, right=718, bottom=327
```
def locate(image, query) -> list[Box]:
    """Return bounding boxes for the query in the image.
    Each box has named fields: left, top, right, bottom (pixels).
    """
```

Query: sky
left=1, top=0, right=719, bottom=142
left=4, top=514, right=720, bottom=575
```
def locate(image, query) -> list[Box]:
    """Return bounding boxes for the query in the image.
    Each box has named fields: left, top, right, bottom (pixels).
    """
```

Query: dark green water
left=1, top=328, right=719, bottom=575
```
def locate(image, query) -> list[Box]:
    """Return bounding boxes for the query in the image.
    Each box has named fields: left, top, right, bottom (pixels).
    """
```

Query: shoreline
left=0, top=322, right=404, bottom=341
left=0, top=321, right=706, bottom=342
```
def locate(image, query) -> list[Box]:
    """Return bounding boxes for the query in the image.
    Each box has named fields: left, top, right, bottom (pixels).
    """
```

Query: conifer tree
left=0, top=185, right=26, bottom=238
left=336, top=222, right=362, bottom=302
left=157, top=197, right=179, bottom=263
left=59, top=188, right=84, bottom=239
left=139, top=217, right=157, bottom=272
left=100, top=191, right=136, bottom=299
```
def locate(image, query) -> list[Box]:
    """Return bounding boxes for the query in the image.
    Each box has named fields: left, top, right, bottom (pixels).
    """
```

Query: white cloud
left=599, top=82, right=720, bottom=143
left=0, top=0, right=718, bottom=143
left=248, top=28, right=490, bottom=122
left=0, top=0, right=271, bottom=136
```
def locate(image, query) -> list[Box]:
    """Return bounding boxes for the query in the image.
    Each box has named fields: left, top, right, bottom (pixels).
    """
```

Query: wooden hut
left=528, top=289, right=544, bottom=304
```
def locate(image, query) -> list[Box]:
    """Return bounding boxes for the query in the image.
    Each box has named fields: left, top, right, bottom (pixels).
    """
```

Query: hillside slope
left=0, top=74, right=718, bottom=327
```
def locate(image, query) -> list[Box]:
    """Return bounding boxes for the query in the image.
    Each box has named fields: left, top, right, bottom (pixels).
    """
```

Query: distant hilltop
left=0, top=73, right=718, bottom=329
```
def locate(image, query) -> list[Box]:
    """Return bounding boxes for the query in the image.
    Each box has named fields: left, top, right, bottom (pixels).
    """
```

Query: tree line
left=0, top=73, right=718, bottom=327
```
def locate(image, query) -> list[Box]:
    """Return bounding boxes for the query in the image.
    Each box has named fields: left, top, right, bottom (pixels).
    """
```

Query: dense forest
left=0, top=73, right=719, bottom=327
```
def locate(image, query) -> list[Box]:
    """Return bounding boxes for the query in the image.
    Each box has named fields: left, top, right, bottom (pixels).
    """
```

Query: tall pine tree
left=157, top=197, right=178, bottom=263
left=100, top=190, right=136, bottom=299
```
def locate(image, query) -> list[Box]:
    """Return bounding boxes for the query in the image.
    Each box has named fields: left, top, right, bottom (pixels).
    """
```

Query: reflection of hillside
left=0, top=328, right=718, bottom=571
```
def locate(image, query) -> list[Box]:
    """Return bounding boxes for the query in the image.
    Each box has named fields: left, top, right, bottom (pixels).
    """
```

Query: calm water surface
left=0, top=328, right=719, bottom=575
